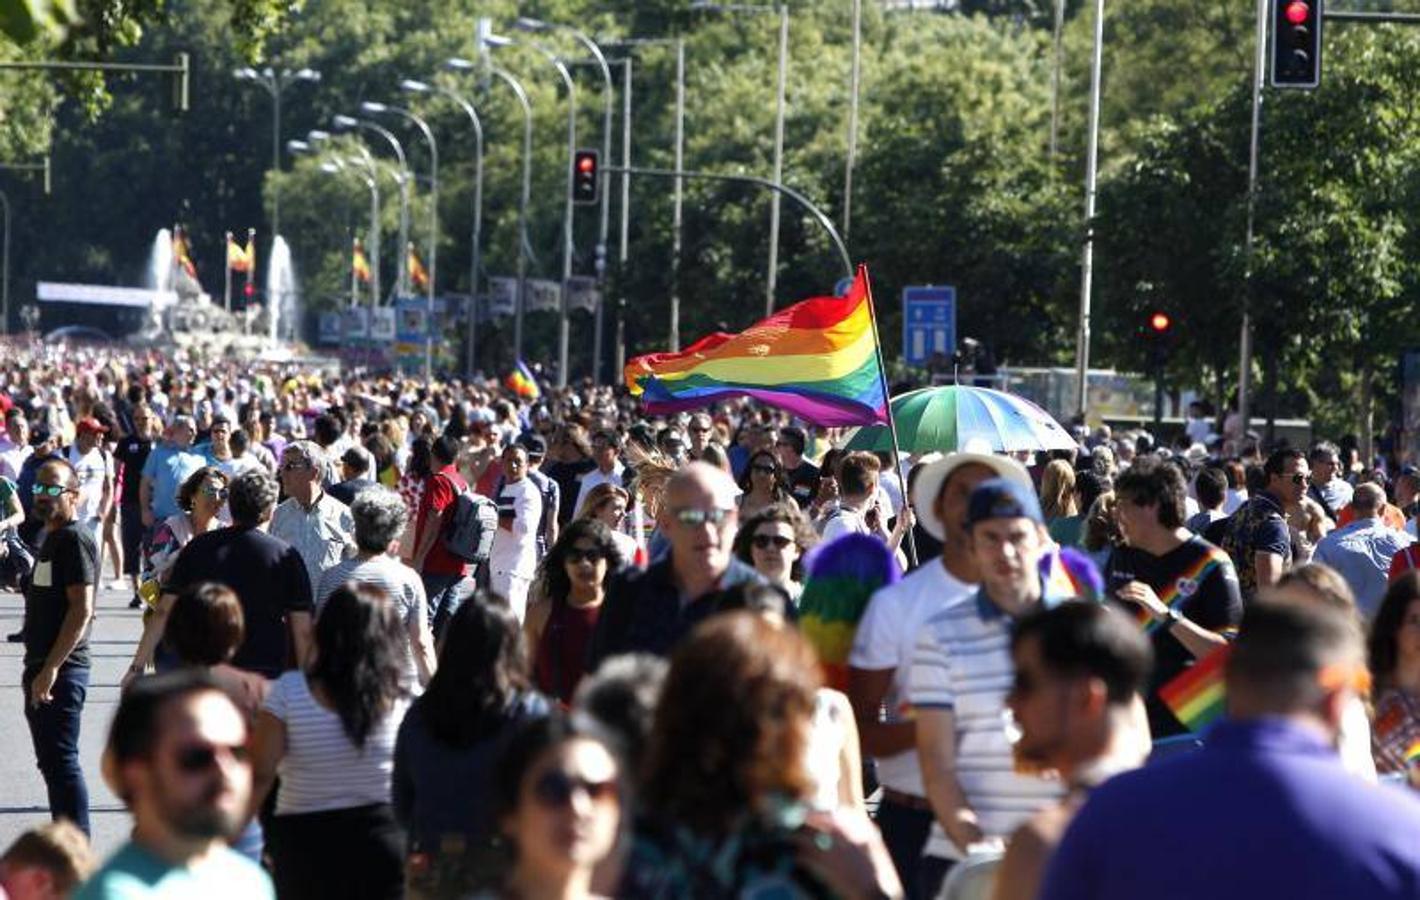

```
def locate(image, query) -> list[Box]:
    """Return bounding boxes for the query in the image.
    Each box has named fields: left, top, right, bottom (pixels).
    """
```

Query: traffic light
left=172, top=52, right=191, bottom=114
left=572, top=149, right=599, bottom=205
left=1149, top=311, right=1171, bottom=334
left=1271, top=0, right=1322, bottom=89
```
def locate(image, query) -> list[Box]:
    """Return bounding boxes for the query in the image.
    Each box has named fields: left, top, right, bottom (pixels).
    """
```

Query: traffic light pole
left=1239, top=0, right=1266, bottom=440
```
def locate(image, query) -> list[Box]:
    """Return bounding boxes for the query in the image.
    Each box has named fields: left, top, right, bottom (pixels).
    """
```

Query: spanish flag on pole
left=227, top=233, right=253, bottom=273
left=407, top=242, right=429, bottom=291
left=173, top=227, right=198, bottom=278
left=353, top=238, right=372, bottom=284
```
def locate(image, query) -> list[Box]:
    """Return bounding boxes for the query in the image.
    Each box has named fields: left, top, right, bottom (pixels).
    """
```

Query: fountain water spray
left=265, top=236, right=299, bottom=343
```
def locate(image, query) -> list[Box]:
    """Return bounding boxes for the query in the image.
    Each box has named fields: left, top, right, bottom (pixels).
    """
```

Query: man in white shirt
left=572, top=429, right=625, bottom=518
left=822, top=451, right=910, bottom=555
left=0, top=408, right=31, bottom=480
left=490, top=444, right=542, bottom=621
left=66, top=418, right=114, bottom=549
left=847, top=451, right=1031, bottom=898
left=270, top=441, right=355, bottom=593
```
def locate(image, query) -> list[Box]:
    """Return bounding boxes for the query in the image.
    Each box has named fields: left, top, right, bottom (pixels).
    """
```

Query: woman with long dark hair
left=251, top=583, right=411, bottom=900
left=489, top=713, right=625, bottom=900
left=526, top=520, right=624, bottom=703
left=393, top=594, right=550, bottom=898
left=737, top=449, right=794, bottom=519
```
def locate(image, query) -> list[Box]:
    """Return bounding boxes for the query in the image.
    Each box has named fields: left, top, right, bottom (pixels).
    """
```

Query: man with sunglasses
left=76, top=670, right=273, bottom=898
left=1041, top=601, right=1420, bottom=900
left=588, top=462, right=763, bottom=667
left=21, top=459, right=98, bottom=836
left=1220, top=448, right=1308, bottom=600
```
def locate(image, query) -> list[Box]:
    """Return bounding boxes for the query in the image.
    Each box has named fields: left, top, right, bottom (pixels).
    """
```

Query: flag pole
left=246, top=228, right=256, bottom=315
left=860, top=264, right=917, bottom=568
left=223, top=231, right=232, bottom=313
left=350, top=237, right=359, bottom=309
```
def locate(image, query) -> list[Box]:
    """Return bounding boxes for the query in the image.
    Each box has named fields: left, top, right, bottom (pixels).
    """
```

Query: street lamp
left=332, top=114, right=412, bottom=299
left=233, top=65, right=321, bottom=239
left=362, top=99, right=439, bottom=380
left=691, top=2, right=788, bottom=316
left=449, top=56, right=534, bottom=365
left=516, top=17, right=615, bottom=385
left=482, top=30, right=579, bottom=389
left=402, top=77, right=485, bottom=378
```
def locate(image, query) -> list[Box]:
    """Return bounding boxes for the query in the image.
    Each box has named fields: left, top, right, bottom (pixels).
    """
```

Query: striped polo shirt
left=908, top=581, right=1070, bottom=860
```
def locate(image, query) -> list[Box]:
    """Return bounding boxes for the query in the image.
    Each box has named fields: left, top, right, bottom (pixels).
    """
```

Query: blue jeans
left=22, top=663, right=90, bottom=835
left=876, top=796, right=933, bottom=900
left=422, top=573, right=470, bottom=643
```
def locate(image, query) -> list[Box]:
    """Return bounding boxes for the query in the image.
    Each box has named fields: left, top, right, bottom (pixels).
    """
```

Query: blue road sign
left=903, top=285, right=956, bottom=366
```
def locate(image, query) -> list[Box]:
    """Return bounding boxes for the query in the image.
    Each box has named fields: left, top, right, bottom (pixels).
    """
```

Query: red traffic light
left=1284, top=0, right=1310, bottom=24
left=577, top=155, right=596, bottom=173
left=1149, top=312, right=1171, bottom=333
left=243, top=282, right=255, bottom=297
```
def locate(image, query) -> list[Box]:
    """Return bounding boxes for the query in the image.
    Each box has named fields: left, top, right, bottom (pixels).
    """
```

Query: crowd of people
left=2, top=342, right=1420, bottom=899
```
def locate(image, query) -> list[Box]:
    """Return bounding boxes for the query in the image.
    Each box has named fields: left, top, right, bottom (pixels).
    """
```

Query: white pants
left=490, top=568, right=532, bottom=623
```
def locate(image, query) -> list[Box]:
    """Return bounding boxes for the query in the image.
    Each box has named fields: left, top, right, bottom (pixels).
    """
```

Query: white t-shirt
left=66, top=445, right=111, bottom=522
left=847, top=559, right=974, bottom=797
left=263, top=672, right=410, bottom=815
left=821, top=507, right=870, bottom=544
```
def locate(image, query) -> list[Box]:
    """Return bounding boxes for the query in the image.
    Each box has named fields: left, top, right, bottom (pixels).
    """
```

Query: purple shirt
left=1041, top=717, right=1420, bottom=900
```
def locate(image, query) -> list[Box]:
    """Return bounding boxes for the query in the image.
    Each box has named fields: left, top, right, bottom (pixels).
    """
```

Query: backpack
left=441, top=478, right=499, bottom=564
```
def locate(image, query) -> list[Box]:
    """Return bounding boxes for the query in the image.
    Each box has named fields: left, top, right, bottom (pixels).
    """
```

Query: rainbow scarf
left=624, top=268, right=888, bottom=427
left=798, top=534, right=903, bottom=692
left=505, top=359, right=540, bottom=400
left=1159, top=645, right=1231, bottom=733
left=1135, top=546, right=1232, bottom=634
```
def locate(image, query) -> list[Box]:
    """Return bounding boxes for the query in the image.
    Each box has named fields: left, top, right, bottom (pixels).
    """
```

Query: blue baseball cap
left=964, top=477, right=1044, bottom=529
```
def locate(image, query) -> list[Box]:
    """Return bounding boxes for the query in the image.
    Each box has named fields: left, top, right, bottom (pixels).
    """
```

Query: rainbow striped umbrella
left=845, top=385, right=1077, bottom=454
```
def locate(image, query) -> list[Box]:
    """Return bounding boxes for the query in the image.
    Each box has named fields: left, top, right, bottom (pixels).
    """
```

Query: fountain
left=266, top=235, right=299, bottom=342
left=146, top=228, right=173, bottom=292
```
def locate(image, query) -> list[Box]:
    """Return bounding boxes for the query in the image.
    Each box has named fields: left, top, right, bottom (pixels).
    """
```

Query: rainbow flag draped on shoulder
left=624, top=267, right=889, bottom=427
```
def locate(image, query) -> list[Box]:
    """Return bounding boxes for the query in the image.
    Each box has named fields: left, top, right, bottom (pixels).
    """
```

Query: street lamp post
left=233, top=66, right=321, bottom=239
left=308, top=129, right=384, bottom=307
left=333, top=115, right=411, bottom=299
left=0, top=190, right=10, bottom=335
left=1073, top=0, right=1106, bottom=418
left=690, top=3, right=788, bottom=316
left=402, top=78, right=485, bottom=379
left=450, top=58, right=533, bottom=365
left=363, top=100, right=439, bottom=381
left=517, top=18, right=614, bottom=385
left=484, top=31, right=578, bottom=389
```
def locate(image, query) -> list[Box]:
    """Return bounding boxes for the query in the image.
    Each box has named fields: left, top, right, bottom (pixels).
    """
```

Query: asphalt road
left=0, top=581, right=139, bottom=860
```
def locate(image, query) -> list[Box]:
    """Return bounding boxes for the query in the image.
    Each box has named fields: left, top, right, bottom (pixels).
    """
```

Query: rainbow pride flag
left=1133, top=546, right=1232, bottom=634
left=624, top=268, right=888, bottom=427
left=505, top=359, right=540, bottom=400
left=798, top=534, right=903, bottom=692
left=1406, top=740, right=1420, bottom=767
left=1159, top=645, right=1231, bottom=733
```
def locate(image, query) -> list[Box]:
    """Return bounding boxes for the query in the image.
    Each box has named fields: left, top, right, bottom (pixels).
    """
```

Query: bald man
left=1314, top=482, right=1413, bottom=619
left=587, top=462, right=763, bottom=666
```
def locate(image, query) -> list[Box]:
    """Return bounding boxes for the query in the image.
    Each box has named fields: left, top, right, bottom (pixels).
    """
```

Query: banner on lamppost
left=318, top=312, right=343, bottom=346
left=526, top=279, right=561, bottom=314
left=567, top=276, right=599, bottom=315
left=488, top=278, right=518, bottom=319
left=371, top=308, right=397, bottom=342
left=343, top=308, right=370, bottom=341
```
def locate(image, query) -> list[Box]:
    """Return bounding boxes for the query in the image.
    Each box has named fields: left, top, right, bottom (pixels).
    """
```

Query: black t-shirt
left=545, top=458, right=597, bottom=526
left=166, top=525, right=314, bottom=678
left=23, top=522, right=98, bottom=669
left=113, top=436, right=152, bottom=505
left=1104, top=535, right=1243, bottom=738
left=786, top=460, right=821, bottom=509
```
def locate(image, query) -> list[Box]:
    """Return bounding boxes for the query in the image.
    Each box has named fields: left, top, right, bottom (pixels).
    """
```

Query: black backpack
left=441, top=477, right=499, bottom=564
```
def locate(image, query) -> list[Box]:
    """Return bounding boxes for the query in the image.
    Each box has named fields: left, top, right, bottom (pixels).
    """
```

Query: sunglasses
left=281, top=461, right=310, bottom=472
left=31, top=484, right=74, bottom=497
left=202, top=485, right=229, bottom=501
left=173, top=742, right=249, bottom=774
left=752, top=463, right=778, bottom=475
left=532, top=770, right=617, bottom=808
left=689, top=426, right=712, bottom=435
left=752, top=534, right=793, bottom=550
left=565, top=547, right=606, bottom=565
left=673, top=507, right=732, bottom=526
left=1289, top=473, right=1308, bottom=485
